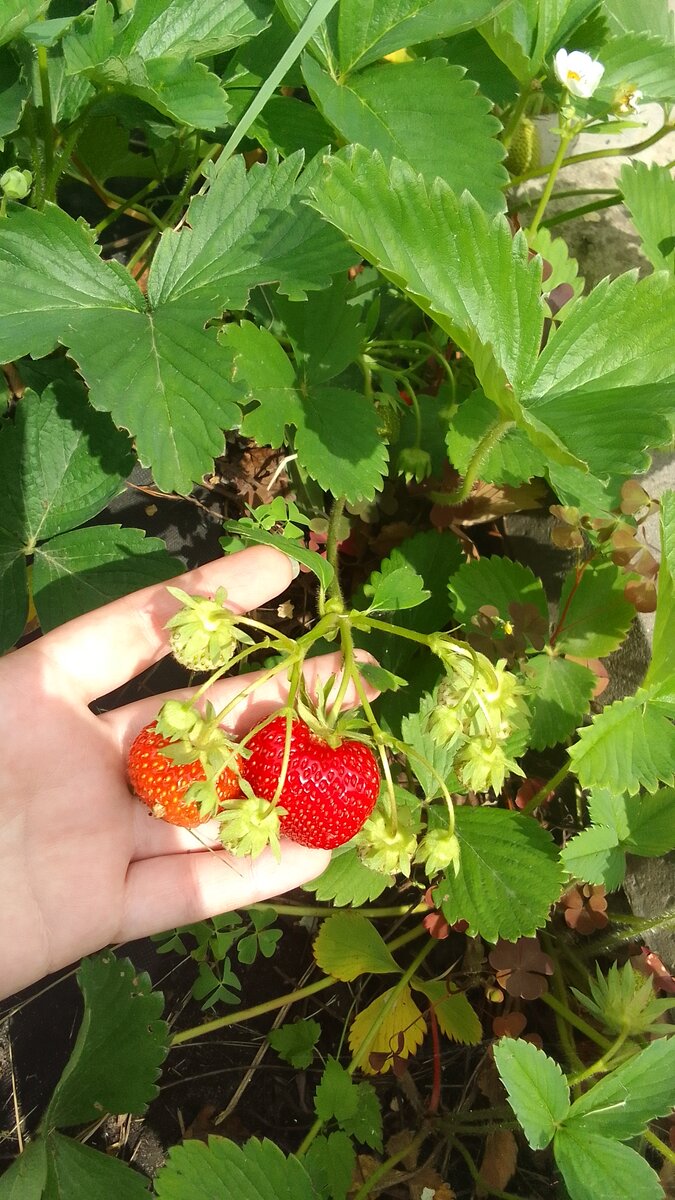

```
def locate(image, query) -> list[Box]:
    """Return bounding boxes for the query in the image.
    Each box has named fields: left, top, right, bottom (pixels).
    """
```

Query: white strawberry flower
left=617, top=86, right=643, bottom=114
left=554, top=48, right=605, bottom=99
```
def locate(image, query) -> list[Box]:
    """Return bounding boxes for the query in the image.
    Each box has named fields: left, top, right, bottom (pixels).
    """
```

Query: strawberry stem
left=324, top=496, right=346, bottom=611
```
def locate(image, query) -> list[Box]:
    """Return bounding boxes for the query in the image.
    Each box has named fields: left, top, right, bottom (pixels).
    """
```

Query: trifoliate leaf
left=413, top=980, right=482, bottom=1045
left=348, top=984, right=426, bottom=1075
left=32, top=526, right=181, bottom=633
left=303, top=848, right=391, bottom=906
left=0, top=154, right=353, bottom=494
left=449, top=555, right=548, bottom=628
left=304, top=1133, right=355, bottom=1200
left=44, top=952, right=168, bottom=1129
left=566, top=1038, right=675, bottom=1142
left=620, top=161, right=675, bottom=274
left=313, top=913, right=399, bottom=981
left=494, top=1039, right=570, bottom=1151
left=560, top=825, right=626, bottom=891
left=435, top=808, right=564, bottom=942
left=268, top=1019, right=320, bottom=1069
left=554, top=561, right=636, bottom=658
left=525, top=655, right=596, bottom=751
left=568, top=688, right=675, bottom=795
left=554, top=1128, right=663, bottom=1200
left=154, top=1136, right=316, bottom=1200
left=303, top=55, right=506, bottom=215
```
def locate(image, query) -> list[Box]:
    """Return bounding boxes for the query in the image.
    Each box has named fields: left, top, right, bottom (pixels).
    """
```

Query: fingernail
left=288, top=556, right=301, bottom=579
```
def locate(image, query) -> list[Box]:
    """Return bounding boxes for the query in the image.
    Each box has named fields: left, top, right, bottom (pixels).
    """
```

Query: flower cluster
left=430, top=652, right=530, bottom=794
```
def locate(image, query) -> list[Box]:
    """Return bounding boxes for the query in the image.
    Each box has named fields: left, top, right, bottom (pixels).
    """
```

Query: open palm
left=0, top=547, right=368, bottom=1001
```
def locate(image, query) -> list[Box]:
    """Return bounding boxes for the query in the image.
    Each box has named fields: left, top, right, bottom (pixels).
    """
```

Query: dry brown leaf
left=349, top=1153, right=406, bottom=1196
left=477, top=1129, right=518, bottom=1196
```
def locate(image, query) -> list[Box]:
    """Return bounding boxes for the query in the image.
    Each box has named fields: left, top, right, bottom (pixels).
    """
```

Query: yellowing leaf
left=348, top=985, right=426, bottom=1075
left=313, top=913, right=399, bottom=982
left=412, top=980, right=482, bottom=1045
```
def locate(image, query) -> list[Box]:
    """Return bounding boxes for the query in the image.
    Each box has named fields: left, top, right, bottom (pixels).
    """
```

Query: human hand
left=0, top=548, right=370, bottom=1001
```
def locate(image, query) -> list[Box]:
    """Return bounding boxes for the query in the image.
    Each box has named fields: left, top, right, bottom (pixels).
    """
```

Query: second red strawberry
left=241, top=716, right=381, bottom=850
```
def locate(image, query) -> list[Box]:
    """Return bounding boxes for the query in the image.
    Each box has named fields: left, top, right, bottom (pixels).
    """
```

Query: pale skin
left=0, top=547, right=374, bottom=1002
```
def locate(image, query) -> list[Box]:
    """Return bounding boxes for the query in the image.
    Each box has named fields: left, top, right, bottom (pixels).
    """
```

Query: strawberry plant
left=1, top=0, right=675, bottom=1197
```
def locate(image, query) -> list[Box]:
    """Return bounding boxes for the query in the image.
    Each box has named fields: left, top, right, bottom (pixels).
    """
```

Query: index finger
left=24, top=547, right=296, bottom=704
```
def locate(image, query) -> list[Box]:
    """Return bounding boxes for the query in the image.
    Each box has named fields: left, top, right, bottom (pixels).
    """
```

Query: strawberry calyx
left=218, top=792, right=287, bottom=860
left=153, top=699, right=242, bottom=819
left=416, top=828, right=461, bottom=878
left=356, top=805, right=419, bottom=877
left=165, top=585, right=252, bottom=673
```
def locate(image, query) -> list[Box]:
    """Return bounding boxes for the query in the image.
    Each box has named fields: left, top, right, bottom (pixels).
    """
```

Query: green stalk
left=249, top=902, right=426, bottom=918
left=325, top=495, right=346, bottom=609
left=542, top=194, right=622, bottom=229
left=216, top=0, right=341, bottom=167
left=541, top=992, right=610, bottom=1050
left=36, top=43, right=54, bottom=204
left=520, top=761, right=570, bottom=816
left=527, top=129, right=574, bottom=237
left=500, top=80, right=534, bottom=151
left=436, top=418, right=515, bottom=506
left=351, top=1125, right=431, bottom=1200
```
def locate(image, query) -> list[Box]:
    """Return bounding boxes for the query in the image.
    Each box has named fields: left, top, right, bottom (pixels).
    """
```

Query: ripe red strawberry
left=128, top=722, right=241, bottom=827
left=241, top=717, right=380, bottom=849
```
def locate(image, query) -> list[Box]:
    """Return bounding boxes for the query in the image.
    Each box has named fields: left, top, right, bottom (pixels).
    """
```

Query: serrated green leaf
left=358, top=663, right=406, bottom=693
left=272, top=276, right=365, bottom=385
left=413, top=979, right=482, bottom=1045
left=294, top=385, right=388, bottom=503
left=0, top=1139, right=47, bottom=1200
left=588, top=789, right=631, bottom=839
left=449, top=554, right=548, bottom=628
left=117, top=0, right=271, bottom=58
left=569, top=687, right=675, bottom=795
left=605, top=0, right=672, bottom=38
left=526, top=655, right=596, bottom=751
left=436, top=808, right=563, bottom=941
left=529, top=226, right=584, bottom=309
left=620, top=162, right=675, bottom=274
left=364, top=565, right=430, bottom=613
left=313, top=913, right=399, bottom=981
left=44, top=1132, right=149, bottom=1199
left=494, top=1039, right=570, bottom=1150
left=554, top=561, right=636, bottom=657
left=401, top=690, right=461, bottom=799
left=645, top=491, right=675, bottom=689
left=303, top=56, right=506, bottom=215
left=566, top=1038, right=675, bottom=1142
left=522, top=273, right=675, bottom=480
left=44, top=953, right=168, bottom=1129
left=625, top=787, right=675, bottom=856
left=268, top=1019, right=320, bottom=1069
left=596, top=31, right=675, bottom=104
left=224, top=321, right=303, bottom=446
left=0, top=0, right=48, bottom=46
left=554, top=1127, right=663, bottom=1200
left=151, top=153, right=355, bottom=311
left=560, top=825, right=626, bottom=890
left=447, top=390, right=547, bottom=486
left=303, top=847, right=391, bottom=906
left=154, top=1136, right=317, bottom=1200
left=338, top=1082, right=382, bottom=1150
left=248, top=93, right=335, bottom=159
left=304, top=1132, right=355, bottom=1200
left=32, top=525, right=180, bottom=632
left=314, top=1058, right=359, bottom=1124
left=0, top=382, right=132, bottom=546
left=311, top=149, right=545, bottom=409
left=337, top=0, right=506, bottom=73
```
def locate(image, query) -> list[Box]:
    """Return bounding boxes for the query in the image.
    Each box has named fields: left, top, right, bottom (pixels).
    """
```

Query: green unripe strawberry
left=165, top=585, right=243, bottom=672
left=505, top=117, right=537, bottom=175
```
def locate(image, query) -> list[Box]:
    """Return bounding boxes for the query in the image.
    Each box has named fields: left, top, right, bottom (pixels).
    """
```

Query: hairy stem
left=527, top=130, right=574, bottom=237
